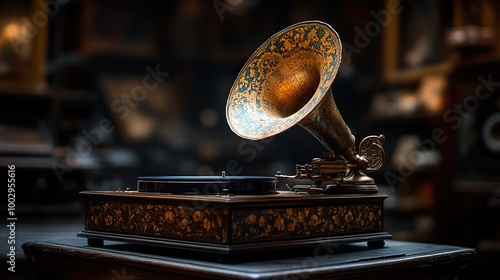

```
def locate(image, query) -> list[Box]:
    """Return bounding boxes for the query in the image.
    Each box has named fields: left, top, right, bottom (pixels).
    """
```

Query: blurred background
left=1, top=0, right=499, bottom=278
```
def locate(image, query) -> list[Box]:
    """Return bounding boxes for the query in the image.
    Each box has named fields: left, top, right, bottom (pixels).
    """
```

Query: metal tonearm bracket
left=275, top=135, right=385, bottom=187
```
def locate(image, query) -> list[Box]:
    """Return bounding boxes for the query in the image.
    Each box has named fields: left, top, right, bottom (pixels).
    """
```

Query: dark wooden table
left=22, top=239, right=475, bottom=280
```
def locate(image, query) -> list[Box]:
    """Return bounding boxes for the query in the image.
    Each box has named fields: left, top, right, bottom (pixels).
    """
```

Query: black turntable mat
left=137, top=176, right=277, bottom=194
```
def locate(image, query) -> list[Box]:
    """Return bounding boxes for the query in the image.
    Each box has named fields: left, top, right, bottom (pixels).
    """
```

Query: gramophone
left=78, top=20, right=391, bottom=261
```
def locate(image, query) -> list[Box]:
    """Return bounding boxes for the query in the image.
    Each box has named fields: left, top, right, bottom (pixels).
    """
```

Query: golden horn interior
left=260, top=52, right=321, bottom=119
left=226, top=20, right=356, bottom=160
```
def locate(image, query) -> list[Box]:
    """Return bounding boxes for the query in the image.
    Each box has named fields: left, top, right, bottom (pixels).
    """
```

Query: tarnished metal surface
left=359, top=135, right=385, bottom=172
left=226, top=20, right=385, bottom=188
left=226, top=21, right=352, bottom=157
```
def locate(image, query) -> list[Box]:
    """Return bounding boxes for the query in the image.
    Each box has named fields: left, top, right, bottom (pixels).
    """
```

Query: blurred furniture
left=23, top=239, right=475, bottom=280
left=367, top=0, right=500, bottom=247
left=0, top=1, right=144, bottom=215
left=446, top=55, right=500, bottom=280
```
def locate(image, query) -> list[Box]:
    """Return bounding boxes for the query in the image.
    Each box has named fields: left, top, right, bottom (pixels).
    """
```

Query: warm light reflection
left=3, top=23, right=20, bottom=39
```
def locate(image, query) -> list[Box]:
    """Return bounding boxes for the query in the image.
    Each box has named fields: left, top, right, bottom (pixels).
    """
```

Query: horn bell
left=226, top=20, right=357, bottom=162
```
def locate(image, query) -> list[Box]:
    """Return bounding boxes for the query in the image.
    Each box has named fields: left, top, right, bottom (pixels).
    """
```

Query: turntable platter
left=137, top=176, right=277, bottom=194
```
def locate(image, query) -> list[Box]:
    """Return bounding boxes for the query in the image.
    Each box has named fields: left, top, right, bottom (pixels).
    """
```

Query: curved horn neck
left=298, top=88, right=357, bottom=162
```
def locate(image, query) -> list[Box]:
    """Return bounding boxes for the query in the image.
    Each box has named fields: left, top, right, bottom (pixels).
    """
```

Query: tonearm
left=275, top=135, right=385, bottom=193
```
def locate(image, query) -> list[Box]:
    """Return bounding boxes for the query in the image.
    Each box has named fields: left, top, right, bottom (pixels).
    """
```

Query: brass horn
left=226, top=21, right=384, bottom=193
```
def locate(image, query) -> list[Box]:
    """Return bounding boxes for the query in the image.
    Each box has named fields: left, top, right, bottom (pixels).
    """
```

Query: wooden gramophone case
left=79, top=177, right=389, bottom=257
